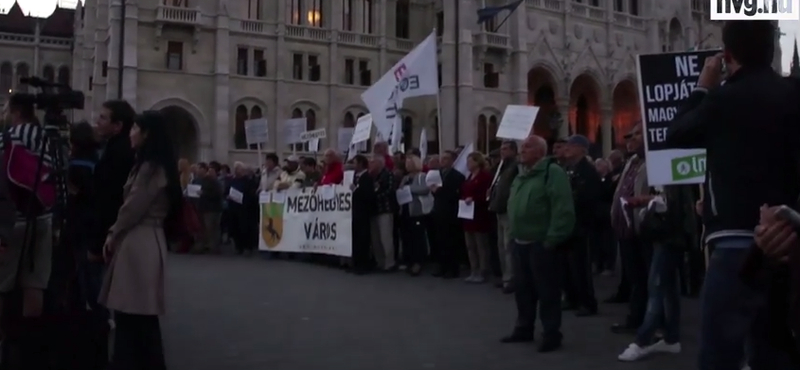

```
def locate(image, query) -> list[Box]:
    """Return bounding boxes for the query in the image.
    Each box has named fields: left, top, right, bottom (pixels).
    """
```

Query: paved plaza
left=162, top=253, right=699, bottom=370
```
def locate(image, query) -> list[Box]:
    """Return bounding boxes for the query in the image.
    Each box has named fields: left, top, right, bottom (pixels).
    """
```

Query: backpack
left=2, top=127, right=56, bottom=216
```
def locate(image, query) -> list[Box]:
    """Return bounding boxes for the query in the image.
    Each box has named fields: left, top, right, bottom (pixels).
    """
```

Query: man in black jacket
left=666, top=20, right=800, bottom=370
left=349, top=155, right=376, bottom=274
left=560, top=135, right=602, bottom=316
left=488, top=141, right=518, bottom=293
left=431, top=150, right=465, bottom=278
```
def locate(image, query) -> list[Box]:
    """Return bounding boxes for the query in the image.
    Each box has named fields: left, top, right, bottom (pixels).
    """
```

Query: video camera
left=17, top=77, right=85, bottom=126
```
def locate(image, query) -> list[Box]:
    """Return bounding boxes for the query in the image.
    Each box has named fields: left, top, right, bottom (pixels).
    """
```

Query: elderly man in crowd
left=488, top=140, right=519, bottom=293
left=274, top=155, right=305, bottom=191
left=501, top=135, right=575, bottom=352
left=369, top=155, right=397, bottom=271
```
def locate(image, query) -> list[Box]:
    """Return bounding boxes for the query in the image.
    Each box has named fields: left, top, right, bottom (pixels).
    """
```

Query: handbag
left=2, top=127, right=56, bottom=216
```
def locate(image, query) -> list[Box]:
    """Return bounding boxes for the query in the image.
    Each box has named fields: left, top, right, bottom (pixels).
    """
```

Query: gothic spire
left=792, top=37, right=800, bottom=77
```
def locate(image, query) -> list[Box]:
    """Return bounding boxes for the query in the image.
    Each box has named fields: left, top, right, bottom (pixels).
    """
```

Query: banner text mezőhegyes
left=286, top=191, right=353, bottom=241
left=642, top=54, right=701, bottom=145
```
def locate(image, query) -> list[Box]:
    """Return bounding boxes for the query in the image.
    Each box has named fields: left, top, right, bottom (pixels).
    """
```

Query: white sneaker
left=472, top=276, right=486, bottom=284
left=648, top=339, right=681, bottom=354
left=464, top=275, right=476, bottom=283
left=618, top=343, right=649, bottom=361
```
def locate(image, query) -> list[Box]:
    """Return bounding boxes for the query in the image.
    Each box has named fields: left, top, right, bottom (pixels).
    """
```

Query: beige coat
left=611, top=154, right=649, bottom=234
left=99, top=162, right=169, bottom=315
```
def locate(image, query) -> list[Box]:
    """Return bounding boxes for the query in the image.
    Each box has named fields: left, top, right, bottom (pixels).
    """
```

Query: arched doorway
left=159, top=106, right=199, bottom=161
left=527, top=66, right=559, bottom=141
left=569, top=73, right=601, bottom=156
left=668, top=18, right=683, bottom=51
left=611, top=79, right=640, bottom=150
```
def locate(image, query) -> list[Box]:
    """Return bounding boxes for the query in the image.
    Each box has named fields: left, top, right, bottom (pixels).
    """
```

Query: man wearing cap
left=273, top=155, right=306, bottom=191
left=560, top=134, right=602, bottom=317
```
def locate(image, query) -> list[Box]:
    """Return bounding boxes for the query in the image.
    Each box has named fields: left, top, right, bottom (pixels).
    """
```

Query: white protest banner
left=496, top=105, right=540, bottom=140
left=259, top=187, right=352, bottom=257
left=338, top=128, right=354, bottom=153
left=361, top=32, right=439, bottom=141
left=351, top=114, right=373, bottom=144
left=300, top=128, right=327, bottom=142
left=283, top=118, right=307, bottom=145
left=244, top=118, right=269, bottom=145
left=453, top=143, right=473, bottom=176
left=636, top=49, right=718, bottom=186
left=308, top=138, right=320, bottom=152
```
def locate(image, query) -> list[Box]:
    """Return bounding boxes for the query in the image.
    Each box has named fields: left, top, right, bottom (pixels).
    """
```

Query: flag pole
left=434, top=28, right=443, bottom=156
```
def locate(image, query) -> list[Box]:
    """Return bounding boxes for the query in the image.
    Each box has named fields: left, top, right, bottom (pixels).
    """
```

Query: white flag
left=419, top=129, right=427, bottom=161
left=361, top=32, right=439, bottom=142
left=453, top=143, right=473, bottom=177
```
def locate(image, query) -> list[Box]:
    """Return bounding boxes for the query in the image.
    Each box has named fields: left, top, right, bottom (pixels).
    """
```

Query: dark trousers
left=424, top=215, right=437, bottom=262
left=352, top=216, right=372, bottom=271
left=699, top=239, right=798, bottom=370
left=400, top=215, right=427, bottom=266
left=619, top=238, right=652, bottom=327
left=590, top=226, right=616, bottom=272
left=232, top=210, right=257, bottom=252
left=434, top=217, right=460, bottom=275
left=111, top=311, right=166, bottom=370
left=562, top=235, right=597, bottom=311
left=512, top=240, right=562, bottom=342
left=393, top=215, right=403, bottom=265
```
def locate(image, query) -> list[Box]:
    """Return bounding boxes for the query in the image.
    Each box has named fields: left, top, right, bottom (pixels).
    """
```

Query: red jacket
left=320, top=162, right=344, bottom=185
left=461, top=169, right=492, bottom=233
left=384, top=154, right=394, bottom=170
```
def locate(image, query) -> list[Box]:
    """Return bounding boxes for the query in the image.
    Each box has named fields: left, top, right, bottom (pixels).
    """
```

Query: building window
left=483, top=14, right=496, bottom=32
left=292, top=53, right=304, bottom=80
left=247, top=0, right=261, bottom=19
left=344, top=58, right=355, bottom=84
left=436, top=11, right=444, bottom=36
left=629, top=0, right=638, bottom=15
left=589, top=0, right=599, bottom=6
left=437, top=63, right=442, bottom=87
left=248, top=106, right=263, bottom=149
left=167, top=41, right=183, bottom=70
left=395, top=0, right=409, bottom=39
left=343, top=112, right=355, bottom=127
left=358, top=60, right=371, bottom=86
left=234, top=104, right=248, bottom=149
left=343, top=0, right=353, bottom=31
left=308, top=0, right=323, bottom=27
left=43, top=65, right=55, bottom=82
left=237, top=47, right=248, bottom=75
left=402, top=116, right=413, bottom=150
left=614, top=0, right=623, bottom=11
left=88, top=76, right=93, bottom=91
left=15, top=63, right=29, bottom=93
left=101, top=61, right=108, bottom=77
left=0, top=62, right=12, bottom=93
left=303, top=109, right=316, bottom=151
left=57, top=66, right=70, bottom=86
left=308, top=55, right=321, bottom=81
left=363, top=0, right=373, bottom=33
left=483, top=63, right=499, bottom=88
left=478, top=114, right=500, bottom=153
left=254, top=49, right=267, bottom=77
left=163, top=0, right=188, bottom=6
left=291, top=0, right=303, bottom=25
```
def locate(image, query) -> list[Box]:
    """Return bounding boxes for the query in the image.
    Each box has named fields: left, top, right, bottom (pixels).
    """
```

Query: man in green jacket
left=500, top=135, right=575, bottom=353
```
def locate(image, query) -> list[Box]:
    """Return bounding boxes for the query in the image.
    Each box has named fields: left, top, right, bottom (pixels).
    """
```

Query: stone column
left=33, top=22, right=40, bottom=76
left=274, top=0, right=287, bottom=151
left=105, top=0, right=123, bottom=100
left=121, top=1, right=139, bottom=108
left=456, top=0, right=474, bottom=146
left=353, top=0, right=363, bottom=32
left=557, top=101, right=570, bottom=138
left=438, top=0, right=457, bottom=151
left=213, top=1, right=231, bottom=162
left=378, top=0, right=387, bottom=70
left=601, top=106, right=613, bottom=156
left=328, top=0, right=343, bottom=149
left=646, top=19, right=660, bottom=53
left=510, top=0, right=527, bottom=105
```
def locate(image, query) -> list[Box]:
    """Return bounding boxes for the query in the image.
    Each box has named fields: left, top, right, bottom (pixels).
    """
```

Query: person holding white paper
left=430, top=150, right=465, bottom=279
left=459, top=152, right=493, bottom=284
left=397, top=155, right=433, bottom=276
left=228, top=162, right=260, bottom=255
left=500, top=135, right=574, bottom=352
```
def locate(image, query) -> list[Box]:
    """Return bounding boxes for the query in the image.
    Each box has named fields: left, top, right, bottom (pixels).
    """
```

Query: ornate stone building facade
left=3, top=0, right=726, bottom=163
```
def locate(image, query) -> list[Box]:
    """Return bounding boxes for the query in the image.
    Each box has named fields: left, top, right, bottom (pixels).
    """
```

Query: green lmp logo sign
left=671, top=154, right=706, bottom=181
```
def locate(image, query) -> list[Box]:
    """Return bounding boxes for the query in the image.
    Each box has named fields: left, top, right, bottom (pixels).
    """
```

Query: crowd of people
left=0, top=19, right=797, bottom=370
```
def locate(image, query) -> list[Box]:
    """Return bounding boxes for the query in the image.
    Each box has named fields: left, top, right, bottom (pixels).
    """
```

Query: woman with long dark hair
left=98, top=110, right=182, bottom=370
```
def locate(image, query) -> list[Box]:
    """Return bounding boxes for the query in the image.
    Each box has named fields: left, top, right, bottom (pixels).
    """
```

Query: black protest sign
left=636, top=50, right=720, bottom=152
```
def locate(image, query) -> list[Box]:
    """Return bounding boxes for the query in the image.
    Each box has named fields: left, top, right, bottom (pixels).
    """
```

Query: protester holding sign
left=665, top=20, right=800, bottom=370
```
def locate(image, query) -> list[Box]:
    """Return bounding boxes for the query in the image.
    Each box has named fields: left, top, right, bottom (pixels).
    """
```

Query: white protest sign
left=244, top=118, right=269, bottom=145
left=419, top=129, right=428, bottom=161
left=283, top=118, right=307, bottom=144
left=453, top=143, right=473, bottom=177
left=308, top=138, right=320, bottom=152
left=259, top=186, right=353, bottom=257
left=300, top=128, right=327, bottom=142
left=496, top=105, right=540, bottom=140
left=350, top=114, right=373, bottom=144
left=338, top=128, right=354, bottom=153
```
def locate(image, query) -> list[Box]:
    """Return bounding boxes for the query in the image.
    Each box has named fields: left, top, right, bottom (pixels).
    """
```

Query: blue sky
left=2, top=0, right=798, bottom=72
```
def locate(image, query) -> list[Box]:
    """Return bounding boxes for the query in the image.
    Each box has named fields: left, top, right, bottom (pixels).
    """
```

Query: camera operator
left=0, top=94, right=57, bottom=319
left=91, top=100, right=135, bottom=265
